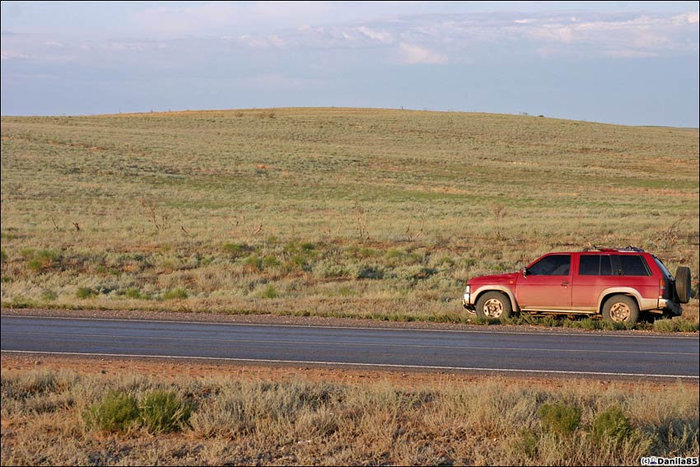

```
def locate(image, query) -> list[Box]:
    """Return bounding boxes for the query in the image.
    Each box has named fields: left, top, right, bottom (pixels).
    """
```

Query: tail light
left=659, top=279, right=665, bottom=299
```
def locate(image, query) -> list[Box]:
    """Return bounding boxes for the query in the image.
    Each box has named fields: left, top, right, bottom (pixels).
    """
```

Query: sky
left=1, top=1, right=698, bottom=127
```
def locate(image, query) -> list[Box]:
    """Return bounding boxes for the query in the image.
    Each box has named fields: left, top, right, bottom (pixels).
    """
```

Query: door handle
left=560, top=281, right=569, bottom=286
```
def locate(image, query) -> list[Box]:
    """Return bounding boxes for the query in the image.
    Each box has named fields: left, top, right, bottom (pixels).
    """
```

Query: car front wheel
left=475, top=292, right=512, bottom=320
left=602, top=295, right=639, bottom=325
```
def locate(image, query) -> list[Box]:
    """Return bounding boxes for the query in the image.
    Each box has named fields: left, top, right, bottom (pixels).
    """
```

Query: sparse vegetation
left=0, top=108, right=697, bottom=329
left=1, top=366, right=697, bottom=465
left=592, top=406, right=633, bottom=446
left=538, top=403, right=582, bottom=436
left=139, top=390, right=193, bottom=433
left=84, top=390, right=140, bottom=433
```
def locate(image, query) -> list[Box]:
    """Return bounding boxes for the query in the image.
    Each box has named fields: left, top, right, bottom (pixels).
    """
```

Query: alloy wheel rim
left=609, top=302, right=631, bottom=322
left=483, top=298, right=504, bottom=318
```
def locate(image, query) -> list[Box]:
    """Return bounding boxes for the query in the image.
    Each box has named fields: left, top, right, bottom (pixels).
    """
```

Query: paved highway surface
left=1, top=315, right=698, bottom=379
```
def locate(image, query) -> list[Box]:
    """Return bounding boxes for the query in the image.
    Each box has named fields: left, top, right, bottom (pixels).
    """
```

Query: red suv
left=462, top=247, right=691, bottom=324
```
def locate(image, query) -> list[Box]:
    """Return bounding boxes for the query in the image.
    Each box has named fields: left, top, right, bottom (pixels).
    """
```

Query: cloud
left=235, top=34, right=285, bottom=49
left=130, top=1, right=334, bottom=37
left=1, top=50, right=29, bottom=60
left=357, top=26, right=394, bottom=44
left=516, top=11, right=698, bottom=54
left=398, top=42, right=448, bottom=64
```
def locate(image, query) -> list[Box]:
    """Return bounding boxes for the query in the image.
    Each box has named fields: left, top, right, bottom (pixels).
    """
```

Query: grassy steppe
left=1, top=108, right=698, bottom=327
left=1, top=365, right=697, bottom=465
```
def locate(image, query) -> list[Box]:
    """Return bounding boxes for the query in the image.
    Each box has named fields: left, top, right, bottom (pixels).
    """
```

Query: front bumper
left=462, top=288, right=475, bottom=310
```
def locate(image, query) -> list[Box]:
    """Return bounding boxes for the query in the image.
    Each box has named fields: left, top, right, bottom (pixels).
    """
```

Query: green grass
left=1, top=108, right=698, bottom=329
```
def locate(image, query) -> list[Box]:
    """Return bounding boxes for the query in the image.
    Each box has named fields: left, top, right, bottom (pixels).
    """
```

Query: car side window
left=579, top=255, right=599, bottom=275
left=579, top=255, right=613, bottom=275
left=615, top=255, right=651, bottom=276
left=529, top=254, right=571, bottom=276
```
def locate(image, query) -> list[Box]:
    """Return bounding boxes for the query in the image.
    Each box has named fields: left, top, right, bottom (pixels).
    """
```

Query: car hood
left=468, top=272, right=519, bottom=285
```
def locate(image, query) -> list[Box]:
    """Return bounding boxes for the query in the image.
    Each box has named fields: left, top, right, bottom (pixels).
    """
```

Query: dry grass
left=1, top=360, right=697, bottom=466
left=1, top=108, right=698, bottom=329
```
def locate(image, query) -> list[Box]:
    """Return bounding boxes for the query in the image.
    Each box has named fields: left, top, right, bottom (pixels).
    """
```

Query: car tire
left=675, top=266, right=691, bottom=304
left=475, top=292, right=512, bottom=320
left=602, top=295, right=639, bottom=324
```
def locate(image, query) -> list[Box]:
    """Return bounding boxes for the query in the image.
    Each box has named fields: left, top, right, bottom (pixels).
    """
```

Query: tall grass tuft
left=139, top=390, right=193, bottom=433
left=84, top=390, right=140, bottom=433
left=537, top=403, right=582, bottom=436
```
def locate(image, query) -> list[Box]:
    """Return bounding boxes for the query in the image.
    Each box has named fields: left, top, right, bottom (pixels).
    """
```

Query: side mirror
left=521, top=268, right=529, bottom=277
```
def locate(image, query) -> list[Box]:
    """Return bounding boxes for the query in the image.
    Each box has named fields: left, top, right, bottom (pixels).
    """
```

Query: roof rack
left=583, top=245, right=645, bottom=252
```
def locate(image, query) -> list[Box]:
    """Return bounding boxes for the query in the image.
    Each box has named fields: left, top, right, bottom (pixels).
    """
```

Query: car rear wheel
left=475, top=292, right=512, bottom=320
left=602, top=295, right=639, bottom=325
left=675, top=266, right=691, bottom=303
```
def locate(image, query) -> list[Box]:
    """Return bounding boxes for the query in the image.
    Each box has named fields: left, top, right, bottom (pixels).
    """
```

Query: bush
left=76, top=287, right=96, bottom=299
left=27, top=249, right=60, bottom=271
left=261, top=285, right=278, bottom=299
left=592, top=406, right=632, bottom=444
left=124, top=288, right=147, bottom=299
left=538, top=403, right=581, bottom=436
left=653, top=318, right=699, bottom=333
left=85, top=390, right=140, bottom=432
left=162, top=288, right=188, bottom=300
left=263, top=255, right=281, bottom=268
left=354, top=264, right=384, bottom=280
left=314, top=259, right=349, bottom=278
left=140, top=390, right=192, bottom=433
left=1, top=249, right=7, bottom=262
left=222, top=242, right=252, bottom=258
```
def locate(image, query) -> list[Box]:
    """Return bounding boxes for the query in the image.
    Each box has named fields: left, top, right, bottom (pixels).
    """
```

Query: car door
left=571, top=253, right=613, bottom=311
left=515, top=253, right=572, bottom=310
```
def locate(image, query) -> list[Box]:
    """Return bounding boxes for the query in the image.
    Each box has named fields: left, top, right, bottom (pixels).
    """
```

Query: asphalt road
left=1, top=315, right=698, bottom=379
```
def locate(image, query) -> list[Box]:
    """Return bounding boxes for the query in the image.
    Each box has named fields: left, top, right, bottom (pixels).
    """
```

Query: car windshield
left=653, top=256, right=673, bottom=279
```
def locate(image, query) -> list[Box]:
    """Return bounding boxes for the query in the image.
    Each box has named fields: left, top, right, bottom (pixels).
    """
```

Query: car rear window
left=615, top=255, right=651, bottom=276
left=653, top=256, right=673, bottom=279
left=579, top=255, right=613, bottom=275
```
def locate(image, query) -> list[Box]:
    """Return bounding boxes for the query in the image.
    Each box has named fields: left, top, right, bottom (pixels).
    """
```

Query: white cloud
left=1, top=50, right=29, bottom=60
left=236, top=34, right=286, bottom=49
left=398, top=43, right=448, bottom=65
left=131, top=1, right=334, bottom=37
left=672, top=11, right=699, bottom=24
left=357, top=26, right=394, bottom=44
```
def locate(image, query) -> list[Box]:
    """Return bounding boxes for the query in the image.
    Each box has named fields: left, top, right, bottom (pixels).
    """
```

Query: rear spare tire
left=675, top=266, right=691, bottom=304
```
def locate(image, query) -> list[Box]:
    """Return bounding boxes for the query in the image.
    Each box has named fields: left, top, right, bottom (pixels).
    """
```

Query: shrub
left=314, top=259, right=348, bottom=278
left=538, top=403, right=581, bottom=436
left=243, top=255, right=263, bottom=272
left=513, top=428, right=539, bottom=458
left=653, top=318, right=699, bottom=333
left=76, top=287, right=96, bottom=299
left=41, top=290, right=58, bottom=301
left=222, top=242, right=251, bottom=258
left=261, top=285, right=278, bottom=299
left=0, top=249, right=7, bottom=262
left=263, top=255, right=281, bottom=268
left=139, top=390, right=192, bottom=433
left=27, top=249, right=60, bottom=271
left=300, top=242, right=315, bottom=251
left=354, top=264, right=384, bottom=280
left=85, top=390, right=140, bottom=432
left=124, top=288, right=147, bottom=299
left=162, top=288, right=188, bottom=300
left=592, top=406, right=632, bottom=445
